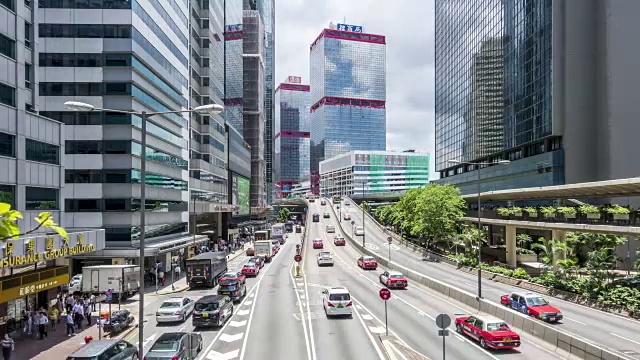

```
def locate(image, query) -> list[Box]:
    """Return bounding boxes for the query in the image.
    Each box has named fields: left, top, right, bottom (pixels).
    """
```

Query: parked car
left=500, top=292, right=562, bottom=322
left=455, top=315, right=521, bottom=349
left=67, top=340, right=137, bottom=360
left=145, top=332, right=202, bottom=360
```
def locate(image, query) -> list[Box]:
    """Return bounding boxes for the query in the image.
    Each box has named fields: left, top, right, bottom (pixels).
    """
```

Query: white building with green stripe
left=319, top=151, right=430, bottom=198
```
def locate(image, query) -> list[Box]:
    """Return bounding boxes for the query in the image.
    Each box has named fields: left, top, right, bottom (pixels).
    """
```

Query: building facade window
left=65, top=169, right=187, bottom=190
left=25, top=187, right=58, bottom=210
left=38, top=24, right=132, bottom=38
left=0, top=0, right=14, bottom=11
left=0, top=33, right=15, bottom=60
left=0, top=83, right=15, bottom=107
left=65, top=199, right=101, bottom=212
left=0, top=184, right=14, bottom=207
left=38, top=0, right=131, bottom=8
left=25, top=22, right=33, bottom=49
left=25, top=139, right=60, bottom=165
left=65, top=141, right=188, bottom=169
left=39, top=82, right=131, bottom=96
left=25, top=64, right=32, bottom=89
left=0, top=132, right=15, bottom=157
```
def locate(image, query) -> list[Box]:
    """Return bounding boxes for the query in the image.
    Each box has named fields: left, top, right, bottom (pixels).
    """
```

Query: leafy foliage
left=579, top=204, right=600, bottom=214
left=556, top=206, right=577, bottom=215
left=605, top=205, right=630, bottom=215
left=277, top=208, right=290, bottom=223
left=0, top=203, right=68, bottom=241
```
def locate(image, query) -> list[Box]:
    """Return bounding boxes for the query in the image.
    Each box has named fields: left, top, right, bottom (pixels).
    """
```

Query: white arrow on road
left=244, top=300, right=253, bottom=306
left=237, top=309, right=250, bottom=316
left=368, top=326, right=386, bottom=334
left=364, top=243, right=379, bottom=251
left=382, top=243, right=401, bottom=251
left=206, top=349, right=240, bottom=360
left=229, top=320, right=247, bottom=327
left=135, top=333, right=157, bottom=348
left=219, top=332, right=244, bottom=343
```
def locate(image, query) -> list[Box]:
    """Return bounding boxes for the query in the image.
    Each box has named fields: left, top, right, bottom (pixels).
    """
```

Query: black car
left=192, top=295, right=234, bottom=328
left=295, top=225, right=302, bottom=233
left=312, top=213, right=320, bottom=222
left=145, top=332, right=203, bottom=360
left=218, top=278, right=247, bottom=302
left=323, top=212, right=330, bottom=218
left=249, top=256, right=265, bottom=268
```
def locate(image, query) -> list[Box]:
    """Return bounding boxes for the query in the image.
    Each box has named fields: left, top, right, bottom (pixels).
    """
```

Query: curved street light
left=64, top=100, right=224, bottom=357
left=448, top=158, right=510, bottom=303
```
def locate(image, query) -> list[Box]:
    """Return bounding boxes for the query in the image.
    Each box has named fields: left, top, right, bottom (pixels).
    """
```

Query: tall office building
left=36, top=0, right=208, bottom=263
left=309, top=23, right=387, bottom=195
left=274, top=76, right=310, bottom=199
left=436, top=1, right=640, bottom=193
left=242, top=9, right=267, bottom=213
left=225, top=0, right=244, bottom=133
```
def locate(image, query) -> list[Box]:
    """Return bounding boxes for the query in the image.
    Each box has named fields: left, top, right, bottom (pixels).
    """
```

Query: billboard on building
left=232, top=174, right=251, bottom=216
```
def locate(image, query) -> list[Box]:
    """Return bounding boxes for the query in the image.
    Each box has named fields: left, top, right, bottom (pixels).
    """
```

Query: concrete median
left=327, top=199, right=630, bottom=360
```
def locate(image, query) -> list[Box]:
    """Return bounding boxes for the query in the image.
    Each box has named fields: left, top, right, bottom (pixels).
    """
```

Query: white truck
left=70, top=265, right=141, bottom=300
left=254, top=240, right=275, bottom=263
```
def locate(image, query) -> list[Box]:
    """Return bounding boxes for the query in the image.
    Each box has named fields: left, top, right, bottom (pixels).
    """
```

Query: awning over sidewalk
left=75, top=234, right=209, bottom=258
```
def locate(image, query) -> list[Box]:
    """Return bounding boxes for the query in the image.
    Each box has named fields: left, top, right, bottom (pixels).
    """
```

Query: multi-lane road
left=340, top=197, right=640, bottom=360
left=116, top=198, right=640, bottom=360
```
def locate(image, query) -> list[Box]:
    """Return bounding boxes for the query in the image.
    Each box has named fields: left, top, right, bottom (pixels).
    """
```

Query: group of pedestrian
left=21, top=308, right=50, bottom=340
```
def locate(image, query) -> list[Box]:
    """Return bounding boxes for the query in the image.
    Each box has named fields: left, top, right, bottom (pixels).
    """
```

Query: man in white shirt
left=72, top=302, right=84, bottom=329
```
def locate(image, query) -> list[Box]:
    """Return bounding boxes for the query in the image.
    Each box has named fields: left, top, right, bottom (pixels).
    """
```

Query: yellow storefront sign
left=0, top=273, right=70, bottom=304
left=0, top=244, right=95, bottom=269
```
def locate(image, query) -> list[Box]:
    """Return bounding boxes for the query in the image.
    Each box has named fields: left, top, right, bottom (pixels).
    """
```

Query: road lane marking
left=383, top=339, right=412, bottom=360
left=610, top=333, right=640, bottom=346
left=352, top=300, right=386, bottom=360
left=236, top=309, right=250, bottom=316
left=219, top=332, right=244, bottom=343
left=303, top=232, right=318, bottom=360
left=563, top=317, right=587, bottom=325
left=229, top=320, right=247, bottom=327
left=361, top=314, right=373, bottom=320
left=290, top=260, right=313, bottom=360
left=368, top=326, right=386, bottom=334
left=243, top=300, right=253, bottom=306
left=355, top=304, right=363, bottom=310
left=206, top=349, right=239, bottom=360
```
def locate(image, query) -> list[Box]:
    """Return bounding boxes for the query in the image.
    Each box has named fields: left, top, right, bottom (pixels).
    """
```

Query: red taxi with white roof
left=219, top=271, right=246, bottom=285
left=246, top=247, right=255, bottom=256
left=357, top=255, right=377, bottom=270
left=333, top=236, right=346, bottom=246
left=500, top=291, right=563, bottom=322
left=313, top=238, right=324, bottom=249
left=455, top=314, right=521, bottom=349
left=379, top=271, right=407, bottom=289
left=241, top=262, right=259, bottom=277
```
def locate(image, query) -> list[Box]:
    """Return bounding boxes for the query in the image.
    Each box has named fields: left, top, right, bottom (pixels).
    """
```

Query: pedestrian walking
left=159, top=269, right=165, bottom=286
left=37, top=312, right=48, bottom=339
left=1, top=334, right=14, bottom=360
left=22, top=311, right=32, bottom=336
left=73, top=301, right=84, bottom=329
left=90, top=294, right=96, bottom=312
left=65, top=312, right=75, bottom=336
left=49, top=306, right=58, bottom=331
left=174, top=263, right=181, bottom=279
left=66, top=295, right=74, bottom=314
left=84, top=303, right=92, bottom=326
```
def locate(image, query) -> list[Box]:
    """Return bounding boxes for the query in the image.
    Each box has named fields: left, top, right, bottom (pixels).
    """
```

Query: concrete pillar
left=217, top=212, right=223, bottom=237
left=506, top=225, right=517, bottom=268
left=551, top=229, right=567, bottom=265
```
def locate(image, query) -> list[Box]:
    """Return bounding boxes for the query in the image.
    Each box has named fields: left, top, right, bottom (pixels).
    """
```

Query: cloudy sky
left=274, top=0, right=437, bottom=178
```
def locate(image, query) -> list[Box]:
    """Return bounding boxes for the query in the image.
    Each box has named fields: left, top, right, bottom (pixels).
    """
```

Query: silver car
left=156, top=296, right=195, bottom=323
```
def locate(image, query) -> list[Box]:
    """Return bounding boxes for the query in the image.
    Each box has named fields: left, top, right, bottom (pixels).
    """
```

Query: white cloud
left=275, top=0, right=437, bottom=179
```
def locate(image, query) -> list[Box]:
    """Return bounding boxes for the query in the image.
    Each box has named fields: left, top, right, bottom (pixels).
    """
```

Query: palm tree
left=531, top=237, right=564, bottom=266
left=516, top=233, right=532, bottom=250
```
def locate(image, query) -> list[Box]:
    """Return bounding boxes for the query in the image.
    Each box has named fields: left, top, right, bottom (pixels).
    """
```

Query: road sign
left=436, top=313, right=451, bottom=328
left=106, top=289, right=113, bottom=302
left=351, top=220, right=355, bottom=225
left=294, top=254, right=302, bottom=262
left=438, top=329, right=450, bottom=336
left=379, top=288, right=391, bottom=300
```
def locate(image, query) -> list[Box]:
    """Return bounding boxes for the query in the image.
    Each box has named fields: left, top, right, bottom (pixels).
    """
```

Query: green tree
left=277, top=208, right=290, bottom=223
left=409, top=184, right=466, bottom=248
left=458, top=225, right=487, bottom=258
left=0, top=203, right=68, bottom=241
left=361, top=201, right=371, bottom=213
left=516, top=233, right=532, bottom=250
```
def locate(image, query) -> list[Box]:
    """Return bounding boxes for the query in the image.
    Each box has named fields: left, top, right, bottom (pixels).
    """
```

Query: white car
left=343, top=213, right=351, bottom=220
left=317, top=251, right=334, bottom=266
left=354, top=226, right=364, bottom=236
left=326, top=225, right=336, bottom=233
left=156, top=296, right=195, bottom=323
left=322, top=287, right=353, bottom=318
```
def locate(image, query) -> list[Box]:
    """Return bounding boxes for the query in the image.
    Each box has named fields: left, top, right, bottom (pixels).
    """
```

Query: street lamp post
left=361, top=180, right=366, bottom=248
left=64, top=101, right=223, bottom=358
left=448, top=159, right=510, bottom=300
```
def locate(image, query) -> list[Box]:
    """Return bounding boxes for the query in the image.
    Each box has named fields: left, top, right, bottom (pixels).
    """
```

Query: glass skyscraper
left=274, top=77, right=311, bottom=198
left=309, top=24, right=387, bottom=194
left=225, top=0, right=245, bottom=133
left=435, top=0, right=560, bottom=193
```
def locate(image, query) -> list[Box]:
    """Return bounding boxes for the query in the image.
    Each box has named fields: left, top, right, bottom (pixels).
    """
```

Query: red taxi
left=334, top=236, right=346, bottom=246
left=241, top=262, right=260, bottom=277
left=455, top=315, right=520, bottom=350
left=379, top=271, right=407, bottom=289
left=313, top=238, right=324, bottom=249
left=500, top=291, right=562, bottom=322
left=357, top=255, right=377, bottom=270
left=219, top=271, right=246, bottom=285
left=246, top=248, right=255, bottom=256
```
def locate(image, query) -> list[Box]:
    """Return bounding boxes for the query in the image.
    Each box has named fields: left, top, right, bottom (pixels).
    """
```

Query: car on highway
left=380, top=271, right=408, bottom=289
left=192, top=295, right=234, bottom=328
left=313, top=213, right=320, bottom=222
left=271, top=240, right=281, bottom=254
left=334, top=236, right=346, bottom=246
left=246, top=247, right=255, bottom=256
left=309, top=197, right=315, bottom=202
left=156, top=296, right=195, bottom=323
left=322, top=287, right=353, bottom=318
left=354, top=226, right=364, bottom=236
left=321, top=200, right=326, bottom=205
left=344, top=202, right=350, bottom=206
left=357, top=255, right=377, bottom=270
left=241, top=262, right=260, bottom=276
left=313, top=238, right=324, bottom=249
left=248, top=256, right=264, bottom=268
left=219, top=271, right=246, bottom=285
left=325, top=224, right=336, bottom=233
left=67, top=339, right=137, bottom=360
left=343, top=213, right=351, bottom=220
left=218, top=277, right=247, bottom=302
left=317, top=251, right=334, bottom=266
left=145, top=332, right=203, bottom=360
left=295, top=225, right=302, bottom=233
left=323, top=212, right=331, bottom=218
left=455, top=314, right=521, bottom=350
left=500, top=292, right=563, bottom=322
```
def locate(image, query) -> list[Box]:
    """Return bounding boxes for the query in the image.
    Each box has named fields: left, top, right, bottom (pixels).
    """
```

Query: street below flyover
left=307, top=200, right=562, bottom=360
left=340, top=197, right=640, bottom=360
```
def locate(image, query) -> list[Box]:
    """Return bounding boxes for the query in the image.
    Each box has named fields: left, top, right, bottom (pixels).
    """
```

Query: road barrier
left=328, top=198, right=630, bottom=360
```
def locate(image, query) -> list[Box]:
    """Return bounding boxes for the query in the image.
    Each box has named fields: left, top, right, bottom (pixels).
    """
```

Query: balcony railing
left=466, top=209, right=640, bottom=227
